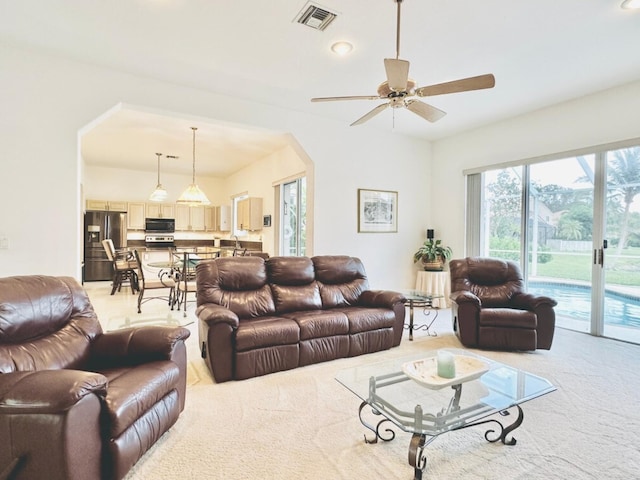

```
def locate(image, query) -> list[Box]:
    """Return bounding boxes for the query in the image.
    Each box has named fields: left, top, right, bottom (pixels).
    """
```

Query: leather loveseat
left=196, top=255, right=406, bottom=382
left=0, top=275, right=191, bottom=480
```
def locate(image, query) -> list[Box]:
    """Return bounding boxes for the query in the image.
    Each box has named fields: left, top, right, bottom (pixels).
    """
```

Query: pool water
left=529, top=282, right=640, bottom=329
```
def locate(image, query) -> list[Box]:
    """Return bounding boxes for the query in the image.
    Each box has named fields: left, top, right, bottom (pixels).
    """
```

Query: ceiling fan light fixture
left=331, top=41, right=353, bottom=55
left=177, top=127, right=211, bottom=206
left=621, top=0, right=640, bottom=9
left=149, top=152, right=168, bottom=202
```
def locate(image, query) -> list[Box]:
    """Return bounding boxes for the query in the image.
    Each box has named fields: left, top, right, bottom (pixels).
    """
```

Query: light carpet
left=124, top=325, right=640, bottom=480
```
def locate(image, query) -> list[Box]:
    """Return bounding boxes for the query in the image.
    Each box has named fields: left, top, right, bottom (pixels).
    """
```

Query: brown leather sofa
left=0, top=275, right=191, bottom=480
left=449, top=257, right=557, bottom=351
left=196, top=255, right=406, bottom=382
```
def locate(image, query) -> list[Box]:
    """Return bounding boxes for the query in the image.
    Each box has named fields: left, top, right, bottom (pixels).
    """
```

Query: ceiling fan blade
left=350, top=103, right=390, bottom=126
left=311, top=95, right=381, bottom=102
left=384, top=58, right=410, bottom=92
left=415, top=74, right=496, bottom=97
left=405, top=100, right=446, bottom=123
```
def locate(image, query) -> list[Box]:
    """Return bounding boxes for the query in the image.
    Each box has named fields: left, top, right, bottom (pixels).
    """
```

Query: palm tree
left=608, top=147, right=640, bottom=257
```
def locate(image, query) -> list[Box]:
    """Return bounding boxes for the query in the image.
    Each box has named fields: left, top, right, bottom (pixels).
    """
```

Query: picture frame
left=357, top=188, right=398, bottom=233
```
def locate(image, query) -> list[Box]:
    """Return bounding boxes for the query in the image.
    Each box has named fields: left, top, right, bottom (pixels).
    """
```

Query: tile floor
left=84, top=280, right=197, bottom=332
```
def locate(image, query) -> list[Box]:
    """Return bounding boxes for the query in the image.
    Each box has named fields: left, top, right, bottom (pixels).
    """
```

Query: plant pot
left=421, top=258, right=445, bottom=271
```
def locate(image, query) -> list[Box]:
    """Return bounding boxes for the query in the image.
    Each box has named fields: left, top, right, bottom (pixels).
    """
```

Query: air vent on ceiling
left=295, top=2, right=337, bottom=31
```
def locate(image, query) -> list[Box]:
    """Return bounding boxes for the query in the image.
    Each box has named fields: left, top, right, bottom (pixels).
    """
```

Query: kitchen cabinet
left=146, top=203, right=175, bottom=219
left=190, top=206, right=206, bottom=231
left=175, top=205, right=190, bottom=231
left=217, top=205, right=231, bottom=232
left=204, top=206, right=217, bottom=232
left=86, top=199, right=128, bottom=212
left=175, top=205, right=205, bottom=231
left=127, top=202, right=146, bottom=230
left=237, top=197, right=263, bottom=231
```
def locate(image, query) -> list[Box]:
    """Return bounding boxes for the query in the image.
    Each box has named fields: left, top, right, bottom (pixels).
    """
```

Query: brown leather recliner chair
left=449, top=257, right=557, bottom=351
left=0, top=275, right=191, bottom=480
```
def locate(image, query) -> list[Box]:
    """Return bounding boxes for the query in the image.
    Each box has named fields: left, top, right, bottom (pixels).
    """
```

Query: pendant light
left=177, top=127, right=211, bottom=206
left=149, top=152, right=168, bottom=202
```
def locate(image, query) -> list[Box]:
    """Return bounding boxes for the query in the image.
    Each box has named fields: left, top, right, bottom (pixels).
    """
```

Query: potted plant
left=413, top=239, right=453, bottom=271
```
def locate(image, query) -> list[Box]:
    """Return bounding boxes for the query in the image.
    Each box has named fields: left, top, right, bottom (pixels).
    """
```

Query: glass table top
left=335, top=348, right=556, bottom=437
left=402, top=290, right=444, bottom=302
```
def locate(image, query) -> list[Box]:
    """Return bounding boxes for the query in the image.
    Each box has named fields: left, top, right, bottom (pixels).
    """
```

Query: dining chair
left=175, top=249, right=220, bottom=317
left=232, top=248, right=247, bottom=256
left=101, top=239, right=139, bottom=295
left=133, top=249, right=176, bottom=314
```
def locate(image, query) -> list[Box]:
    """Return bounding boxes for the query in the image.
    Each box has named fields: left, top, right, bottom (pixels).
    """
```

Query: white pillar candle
left=437, top=350, right=456, bottom=378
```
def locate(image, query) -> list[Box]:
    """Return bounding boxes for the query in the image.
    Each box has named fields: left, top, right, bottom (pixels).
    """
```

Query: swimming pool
left=529, top=281, right=640, bottom=329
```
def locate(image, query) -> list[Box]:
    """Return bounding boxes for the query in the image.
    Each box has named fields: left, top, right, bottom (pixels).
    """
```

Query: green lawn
left=539, top=251, right=640, bottom=285
left=490, top=248, right=640, bottom=286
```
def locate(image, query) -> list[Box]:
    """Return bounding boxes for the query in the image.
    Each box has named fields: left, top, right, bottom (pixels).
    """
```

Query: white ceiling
left=2, top=0, right=639, bottom=176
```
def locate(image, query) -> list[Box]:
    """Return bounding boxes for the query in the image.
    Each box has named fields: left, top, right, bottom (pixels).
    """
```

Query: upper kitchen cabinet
left=175, top=204, right=205, bottom=231
left=86, top=199, right=128, bottom=212
left=146, top=203, right=175, bottom=219
left=238, top=197, right=263, bottom=231
left=127, top=202, right=145, bottom=230
left=190, top=206, right=206, bottom=231
left=204, top=206, right=217, bottom=232
left=217, top=205, right=231, bottom=232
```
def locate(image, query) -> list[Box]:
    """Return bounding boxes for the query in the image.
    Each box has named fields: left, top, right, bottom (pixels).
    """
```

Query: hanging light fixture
left=149, top=152, right=168, bottom=202
left=177, top=127, right=211, bottom=206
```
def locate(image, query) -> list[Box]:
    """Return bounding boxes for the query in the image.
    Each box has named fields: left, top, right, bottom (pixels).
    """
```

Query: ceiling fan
left=311, top=0, right=495, bottom=126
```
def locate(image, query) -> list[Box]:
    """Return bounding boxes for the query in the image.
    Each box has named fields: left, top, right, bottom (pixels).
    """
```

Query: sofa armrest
left=511, top=292, right=558, bottom=310
left=91, top=325, right=191, bottom=366
left=450, top=290, right=481, bottom=306
left=196, top=304, right=240, bottom=328
left=359, top=290, right=406, bottom=308
left=0, top=370, right=107, bottom=414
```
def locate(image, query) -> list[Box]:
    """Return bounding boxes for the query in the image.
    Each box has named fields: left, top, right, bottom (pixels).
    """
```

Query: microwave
left=145, top=218, right=175, bottom=233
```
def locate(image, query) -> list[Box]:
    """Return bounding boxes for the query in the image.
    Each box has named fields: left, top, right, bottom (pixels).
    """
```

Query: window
left=232, top=193, right=248, bottom=237
left=280, top=177, right=306, bottom=256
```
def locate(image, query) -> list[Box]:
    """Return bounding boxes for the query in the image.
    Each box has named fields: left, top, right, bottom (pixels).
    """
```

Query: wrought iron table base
left=358, top=402, right=524, bottom=480
left=405, top=300, right=439, bottom=340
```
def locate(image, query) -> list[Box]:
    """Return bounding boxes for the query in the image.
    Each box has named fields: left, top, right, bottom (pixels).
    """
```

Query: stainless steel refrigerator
left=84, top=211, right=127, bottom=282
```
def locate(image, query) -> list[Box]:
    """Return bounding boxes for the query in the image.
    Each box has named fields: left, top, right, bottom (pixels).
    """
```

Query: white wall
left=0, top=43, right=431, bottom=290
left=431, top=80, right=640, bottom=259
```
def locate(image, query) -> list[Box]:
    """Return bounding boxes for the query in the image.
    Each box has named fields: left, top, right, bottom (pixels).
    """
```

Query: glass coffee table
left=335, top=349, right=556, bottom=479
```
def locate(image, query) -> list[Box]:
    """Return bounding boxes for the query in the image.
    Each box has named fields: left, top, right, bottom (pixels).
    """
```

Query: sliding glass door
left=475, top=145, right=640, bottom=343
left=527, top=157, right=595, bottom=334
left=602, top=147, right=640, bottom=341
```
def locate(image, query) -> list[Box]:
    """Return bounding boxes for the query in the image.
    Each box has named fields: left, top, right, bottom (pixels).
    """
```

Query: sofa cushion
left=267, top=256, right=315, bottom=286
left=98, top=360, right=180, bottom=437
left=339, top=307, right=397, bottom=334
left=271, top=283, right=322, bottom=313
left=196, top=258, right=277, bottom=319
left=312, top=256, right=369, bottom=308
left=480, top=308, right=537, bottom=329
left=0, top=275, right=99, bottom=344
left=235, top=316, right=300, bottom=351
left=283, top=310, right=349, bottom=340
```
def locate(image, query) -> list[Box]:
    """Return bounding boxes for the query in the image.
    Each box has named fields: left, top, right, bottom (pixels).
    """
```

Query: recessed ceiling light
left=621, top=0, right=640, bottom=9
left=331, top=41, right=353, bottom=56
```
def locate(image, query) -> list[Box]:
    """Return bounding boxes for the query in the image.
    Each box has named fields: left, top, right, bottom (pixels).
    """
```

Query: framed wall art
left=357, top=188, right=398, bottom=233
